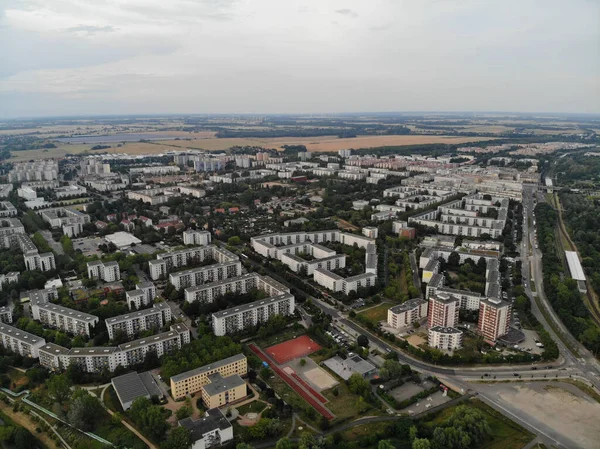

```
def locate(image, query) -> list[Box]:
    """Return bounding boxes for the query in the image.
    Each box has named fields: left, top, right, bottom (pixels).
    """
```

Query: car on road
left=513, top=373, right=519, bottom=377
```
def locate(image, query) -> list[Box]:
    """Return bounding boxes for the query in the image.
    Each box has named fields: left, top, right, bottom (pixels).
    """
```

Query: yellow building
left=170, top=353, right=247, bottom=400
left=201, top=372, right=247, bottom=408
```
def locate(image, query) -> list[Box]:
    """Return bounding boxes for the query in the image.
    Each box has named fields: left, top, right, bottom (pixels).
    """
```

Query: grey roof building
left=111, top=371, right=164, bottom=411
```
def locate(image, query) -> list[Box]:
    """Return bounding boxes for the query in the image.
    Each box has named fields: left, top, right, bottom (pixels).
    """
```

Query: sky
left=0, top=0, right=598, bottom=118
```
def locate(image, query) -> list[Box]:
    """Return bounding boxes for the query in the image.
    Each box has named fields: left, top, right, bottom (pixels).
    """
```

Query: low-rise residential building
left=0, top=323, right=46, bottom=358
left=183, top=230, right=212, bottom=246
left=212, top=294, right=295, bottom=336
left=55, top=185, right=87, bottom=198
left=31, top=303, right=99, bottom=336
left=170, top=354, right=247, bottom=400
left=200, top=372, right=247, bottom=409
left=38, top=207, right=90, bottom=237
left=428, top=326, right=463, bottom=350
left=387, top=299, right=428, bottom=329
left=126, top=282, right=157, bottom=310
left=106, top=303, right=172, bottom=340
left=87, top=260, right=121, bottom=282
left=0, top=304, right=13, bottom=324
left=179, top=408, right=233, bottom=449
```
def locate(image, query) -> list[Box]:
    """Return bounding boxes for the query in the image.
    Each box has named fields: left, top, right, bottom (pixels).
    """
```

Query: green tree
left=67, top=390, right=103, bottom=431
left=161, top=427, right=192, bottom=449
left=412, top=439, right=432, bottom=449
left=227, top=236, right=242, bottom=246
left=276, top=437, right=293, bottom=449
left=47, top=373, right=73, bottom=403
left=347, top=373, right=370, bottom=398
left=12, top=427, right=34, bottom=449
left=236, top=444, right=254, bottom=449
left=378, top=440, right=396, bottom=449
left=357, top=334, right=369, bottom=347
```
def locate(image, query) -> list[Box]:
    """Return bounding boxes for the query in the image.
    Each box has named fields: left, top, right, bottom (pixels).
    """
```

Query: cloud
left=65, top=25, right=116, bottom=36
left=335, top=8, right=358, bottom=18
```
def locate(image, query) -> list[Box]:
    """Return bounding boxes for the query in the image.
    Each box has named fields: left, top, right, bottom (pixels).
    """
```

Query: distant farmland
left=8, top=134, right=497, bottom=161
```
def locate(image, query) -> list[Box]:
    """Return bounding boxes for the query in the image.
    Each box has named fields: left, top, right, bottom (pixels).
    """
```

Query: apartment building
left=428, top=326, right=463, bottom=350
left=24, top=250, right=56, bottom=272
left=170, top=353, right=247, bottom=400
left=0, top=305, right=13, bottom=324
left=8, top=160, right=58, bottom=183
left=169, top=261, right=242, bottom=290
left=0, top=201, right=18, bottom=217
left=201, top=372, right=247, bottom=408
left=38, top=207, right=90, bottom=237
left=126, top=282, right=157, bottom=310
left=0, top=272, right=19, bottom=291
left=0, top=323, right=46, bottom=358
left=149, top=245, right=238, bottom=281
left=185, top=274, right=289, bottom=307
left=183, top=230, right=211, bottom=246
left=427, top=293, right=460, bottom=328
left=39, top=324, right=190, bottom=373
left=387, top=299, right=428, bottom=329
left=212, top=294, right=295, bottom=336
left=31, top=303, right=99, bottom=336
left=106, top=303, right=172, bottom=340
left=87, top=260, right=121, bottom=282
left=478, top=297, right=511, bottom=342
left=0, top=218, right=26, bottom=248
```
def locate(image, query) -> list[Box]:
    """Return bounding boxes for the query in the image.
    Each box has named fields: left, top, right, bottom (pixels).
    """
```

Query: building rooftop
left=179, top=408, right=231, bottom=441
left=106, top=302, right=169, bottom=325
left=389, top=298, right=427, bottom=314
left=36, top=303, right=98, bottom=322
left=202, top=372, right=246, bottom=397
left=170, top=353, right=246, bottom=383
left=111, top=371, right=163, bottom=408
left=39, top=342, right=70, bottom=356
left=0, top=323, right=44, bottom=345
left=565, top=251, right=586, bottom=281
left=68, top=346, right=118, bottom=357
left=429, top=326, right=463, bottom=334
left=211, top=294, right=293, bottom=319
left=118, top=329, right=179, bottom=352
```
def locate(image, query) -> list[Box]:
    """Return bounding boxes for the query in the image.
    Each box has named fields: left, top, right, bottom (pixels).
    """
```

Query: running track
left=248, top=344, right=334, bottom=420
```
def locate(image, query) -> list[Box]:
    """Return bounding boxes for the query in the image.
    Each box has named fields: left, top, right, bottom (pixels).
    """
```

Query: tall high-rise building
left=478, top=297, right=511, bottom=342
left=427, top=293, right=460, bottom=328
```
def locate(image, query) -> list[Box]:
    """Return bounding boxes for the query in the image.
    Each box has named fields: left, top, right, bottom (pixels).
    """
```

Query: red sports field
left=265, top=335, right=322, bottom=364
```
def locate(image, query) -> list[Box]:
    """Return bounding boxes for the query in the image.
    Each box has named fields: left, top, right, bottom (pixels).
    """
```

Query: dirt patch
left=303, top=367, right=338, bottom=391
left=406, top=334, right=426, bottom=348
left=496, top=382, right=600, bottom=449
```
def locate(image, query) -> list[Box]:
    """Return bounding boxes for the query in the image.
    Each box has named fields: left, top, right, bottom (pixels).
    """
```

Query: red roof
left=228, top=207, right=239, bottom=213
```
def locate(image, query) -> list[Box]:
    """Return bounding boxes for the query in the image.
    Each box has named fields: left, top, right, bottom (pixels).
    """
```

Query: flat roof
left=430, top=326, right=462, bottom=334
left=36, top=303, right=98, bottom=322
left=202, top=372, right=245, bottom=397
left=111, top=372, right=151, bottom=407
left=39, top=342, right=70, bottom=356
left=0, top=323, right=45, bottom=345
left=106, top=303, right=169, bottom=325
left=68, top=346, right=118, bottom=356
left=179, top=408, right=231, bottom=440
left=118, top=329, right=179, bottom=351
left=389, top=298, right=427, bottom=314
left=170, top=353, right=246, bottom=383
left=211, top=293, right=293, bottom=319
left=565, top=251, right=586, bottom=281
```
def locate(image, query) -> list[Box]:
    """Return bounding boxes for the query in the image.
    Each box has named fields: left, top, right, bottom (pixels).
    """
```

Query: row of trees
left=535, top=203, right=600, bottom=354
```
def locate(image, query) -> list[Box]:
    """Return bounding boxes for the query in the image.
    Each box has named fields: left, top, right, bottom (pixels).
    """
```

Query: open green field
left=236, top=401, right=268, bottom=416
left=357, top=302, right=392, bottom=325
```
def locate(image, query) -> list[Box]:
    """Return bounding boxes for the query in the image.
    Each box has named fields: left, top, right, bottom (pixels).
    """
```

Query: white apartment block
left=0, top=201, right=18, bottom=217
left=0, top=218, right=26, bottom=248
left=8, top=161, right=58, bottom=183
left=106, top=302, right=172, bottom=340
left=409, top=194, right=509, bottom=239
left=39, top=324, right=190, bottom=373
left=0, top=272, right=19, bottom=291
left=178, top=186, right=206, bottom=198
left=24, top=250, right=56, bottom=272
left=55, top=185, right=87, bottom=198
left=38, top=207, right=90, bottom=237
left=126, top=282, right=157, bottom=310
left=87, top=260, right=121, bottom=282
left=0, top=323, right=46, bottom=358
left=0, top=305, right=13, bottom=324
left=185, top=273, right=288, bottom=304
left=82, top=174, right=129, bottom=192
left=387, top=299, right=428, bottom=329
left=212, top=294, right=295, bottom=336
left=31, top=303, right=99, bottom=336
left=149, top=245, right=238, bottom=281
left=252, top=230, right=377, bottom=295
left=183, top=230, right=211, bottom=246
left=129, top=166, right=180, bottom=175
left=428, top=326, right=463, bottom=350
left=169, top=261, right=242, bottom=290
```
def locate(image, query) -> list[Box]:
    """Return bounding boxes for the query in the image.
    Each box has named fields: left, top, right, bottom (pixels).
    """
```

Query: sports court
left=265, top=335, right=322, bottom=365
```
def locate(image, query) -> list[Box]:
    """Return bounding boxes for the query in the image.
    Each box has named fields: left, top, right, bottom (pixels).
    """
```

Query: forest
left=535, top=203, right=600, bottom=354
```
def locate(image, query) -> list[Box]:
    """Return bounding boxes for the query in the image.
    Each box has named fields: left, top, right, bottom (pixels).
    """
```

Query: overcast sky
left=0, top=0, right=598, bottom=118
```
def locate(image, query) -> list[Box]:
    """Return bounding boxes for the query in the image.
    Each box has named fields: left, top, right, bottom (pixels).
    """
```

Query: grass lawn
left=424, top=398, right=534, bottom=449
left=103, top=386, right=124, bottom=413
left=357, top=302, right=392, bottom=325
left=236, top=401, right=268, bottom=416
left=263, top=374, right=321, bottom=428
left=322, top=382, right=382, bottom=422
left=340, top=421, right=390, bottom=441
